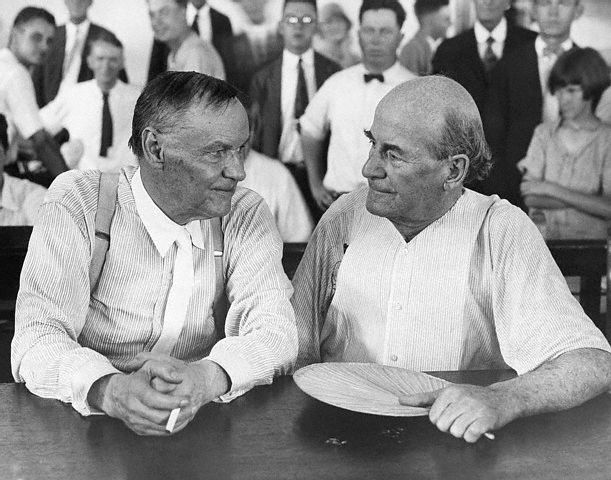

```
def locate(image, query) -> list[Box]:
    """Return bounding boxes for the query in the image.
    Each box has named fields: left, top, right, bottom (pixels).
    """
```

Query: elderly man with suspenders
left=12, top=71, right=298, bottom=436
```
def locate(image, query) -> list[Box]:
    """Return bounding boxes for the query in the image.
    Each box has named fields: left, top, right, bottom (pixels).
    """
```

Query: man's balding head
left=362, top=76, right=491, bottom=240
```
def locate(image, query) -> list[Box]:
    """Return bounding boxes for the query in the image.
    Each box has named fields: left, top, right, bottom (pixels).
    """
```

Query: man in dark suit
left=32, top=0, right=128, bottom=107
left=249, top=0, right=340, bottom=216
left=147, top=0, right=234, bottom=84
left=484, top=0, right=583, bottom=208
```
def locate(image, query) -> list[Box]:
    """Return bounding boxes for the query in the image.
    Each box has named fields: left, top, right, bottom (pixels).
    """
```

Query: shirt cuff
left=71, top=358, right=122, bottom=416
left=298, top=116, right=326, bottom=142
left=203, top=342, right=258, bottom=401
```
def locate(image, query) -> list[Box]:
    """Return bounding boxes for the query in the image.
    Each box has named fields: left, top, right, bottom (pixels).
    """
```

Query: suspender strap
left=211, top=216, right=228, bottom=339
left=89, top=172, right=120, bottom=291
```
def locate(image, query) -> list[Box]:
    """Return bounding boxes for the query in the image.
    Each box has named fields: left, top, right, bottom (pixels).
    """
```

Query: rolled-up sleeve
left=205, top=192, right=297, bottom=399
left=298, top=79, right=332, bottom=141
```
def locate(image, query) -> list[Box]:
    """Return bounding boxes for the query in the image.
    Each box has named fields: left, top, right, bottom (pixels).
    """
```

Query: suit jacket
left=33, top=23, right=129, bottom=107
left=249, top=51, right=341, bottom=159
left=147, top=7, right=233, bottom=83
left=432, top=24, right=536, bottom=115
left=399, top=30, right=433, bottom=76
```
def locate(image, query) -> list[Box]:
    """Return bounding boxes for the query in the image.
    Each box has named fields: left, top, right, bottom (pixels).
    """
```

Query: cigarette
left=484, top=432, right=495, bottom=440
left=166, top=407, right=180, bottom=433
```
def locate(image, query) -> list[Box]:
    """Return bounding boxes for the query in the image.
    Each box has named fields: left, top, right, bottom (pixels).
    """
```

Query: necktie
left=0, top=114, right=7, bottom=152
left=63, top=25, right=83, bottom=77
left=543, top=43, right=564, bottom=58
left=482, top=37, right=498, bottom=73
left=191, top=11, right=200, bottom=35
left=99, top=92, right=113, bottom=157
left=364, top=73, right=384, bottom=83
left=294, top=58, right=309, bottom=119
left=152, top=228, right=194, bottom=355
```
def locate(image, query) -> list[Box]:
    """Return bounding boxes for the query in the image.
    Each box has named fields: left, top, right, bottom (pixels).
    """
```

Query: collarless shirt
left=187, top=3, right=213, bottom=43
left=299, top=62, right=415, bottom=192
left=535, top=36, right=574, bottom=123
left=474, top=17, right=507, bottom=60
left=0, top=48, right=43, bottom=141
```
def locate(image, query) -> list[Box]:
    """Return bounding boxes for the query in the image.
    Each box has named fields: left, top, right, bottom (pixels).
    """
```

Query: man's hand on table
left=399, top=384, right=520, bottom=443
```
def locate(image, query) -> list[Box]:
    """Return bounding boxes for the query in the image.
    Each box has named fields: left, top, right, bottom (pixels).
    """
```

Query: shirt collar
left=283, top=48, right=314, bottom=67
left=131, top=168, right=205, bottom=257
left=67, top=19, right=91, bottom=36
left=535, top=36, right=574, bottom=57
left=474, top=17, right=507, bottom=44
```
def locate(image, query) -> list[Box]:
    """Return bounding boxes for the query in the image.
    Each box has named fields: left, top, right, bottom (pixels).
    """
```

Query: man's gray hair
left=426, top=108, right=492, bottom=184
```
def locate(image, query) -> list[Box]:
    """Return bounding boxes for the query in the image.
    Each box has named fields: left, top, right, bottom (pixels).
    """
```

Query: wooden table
left=1, top=370, right=610, bottom=480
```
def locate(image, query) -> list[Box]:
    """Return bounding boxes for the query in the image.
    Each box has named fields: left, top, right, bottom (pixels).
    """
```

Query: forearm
left=302, top=134, right=326, bottom=190
left=489, top=348, right=611, bottom=421
left=547, top=184, right=611, bottom=219
left=524, top=194, right=567, bottom=210
left=30, top=129, right=68, bottom=178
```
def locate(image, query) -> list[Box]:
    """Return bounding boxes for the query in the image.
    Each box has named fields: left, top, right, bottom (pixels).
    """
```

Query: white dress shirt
left=187, top=3, right=213, bottom=43
left=167, top=31, right=225, bottom=80
left=0, top=48, right=43, bottom=141
left=279, top=48, right=316, bottom=165
left=300, top=62, right=415, bottom=193
left=240, top=150, right=313, bottom=242
left=535, top=36, right=574, bottom=124
left=60, top=20, right=91, bottom=95
left=292, top=187, right=611, bottom=372
left=0, top=173, right=47, bottom=226
left=474, top=17, right=507, bottom=61
left=40, top=79, right=141, bottom=172
left=12, top=167, right=297, bottom=416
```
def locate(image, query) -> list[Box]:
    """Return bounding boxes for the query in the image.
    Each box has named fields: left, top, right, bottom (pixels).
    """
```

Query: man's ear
left=141, top=127, right=164, bottom=170
left=444, top=153, right=469, bottom=190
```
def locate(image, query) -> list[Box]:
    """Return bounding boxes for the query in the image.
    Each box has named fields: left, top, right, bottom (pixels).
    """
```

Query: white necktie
left=152, top=228, right=194, bottom=354
left=63, top=26, right=84, bottom=77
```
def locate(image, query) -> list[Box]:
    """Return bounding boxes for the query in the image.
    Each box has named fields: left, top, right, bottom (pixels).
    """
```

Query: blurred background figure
left=33, top=0, right=128, bottom=107
left=147, top=0, right=234, bottom=84
left=518, top=47, right=611, bottom=239
left=0, top=143, right=47, bottom=226
left=399, top=0, right=451, bottom=75
left=250, top=0, right=340, bottom=216
left=314, top=3, right=360, bottom=68
left=40, top=31, right=140, bottom=172
left=147, top=0, right=225, bottom=78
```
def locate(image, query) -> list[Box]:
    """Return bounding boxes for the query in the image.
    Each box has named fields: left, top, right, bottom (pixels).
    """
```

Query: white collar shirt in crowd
left=12, top=166, right=297, bottom=416
left=187, top=3, right=213, bottom=42
left=426, top=35, right=441, bottom=56
left=291, top=187, right=611, bottom=372
left=240, top=150, right=313, bottom=242
left=0, top=48, right=43, bottom=142
left=474, top=17, right=507, bottom=60
left=299, top=62, right=415, bottom=193
left=39, top=79, right=140, bottom=172
left=279, top=48, right=316, bottom=165
left=59, top=20, right=91, bottom=96
left=0, top=173, right=47, bottom=226
left=167, top=31, right=226, bottom=80
left=535, top=35, right=574, bottom=124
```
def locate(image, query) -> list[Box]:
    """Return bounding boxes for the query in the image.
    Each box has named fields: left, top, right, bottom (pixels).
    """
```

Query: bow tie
left=364, top=73, right=384, bottom=83
left=542, top=44, right=564, bottom=58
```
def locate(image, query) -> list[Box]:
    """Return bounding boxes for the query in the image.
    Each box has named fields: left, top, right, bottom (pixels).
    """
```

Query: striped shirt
left=12, top=167, right=297, bottom=415
left=292, top=187, right=611, bottom=373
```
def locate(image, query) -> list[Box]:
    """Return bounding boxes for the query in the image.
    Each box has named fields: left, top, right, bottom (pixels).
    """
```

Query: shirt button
left=390, top=354, right=398, bottom=362
left=393, top=303, right=402, bottom=311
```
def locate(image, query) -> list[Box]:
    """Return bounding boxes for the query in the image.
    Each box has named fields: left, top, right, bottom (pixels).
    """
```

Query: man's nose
left=362, top=148, right=384, bottom=179
left=223, top=151, right=246, bottom=182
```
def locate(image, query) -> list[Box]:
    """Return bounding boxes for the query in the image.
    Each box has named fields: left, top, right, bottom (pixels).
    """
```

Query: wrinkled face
left=279, top=2, right=317, bottom=55
left=533, top=0, right=582, bottom=38
left=148, top=0, right=187, bottom=43
left=429, top=6, right=452, bottom=40
left=87, top=41, right=123, bottom=87
left=64, top=0, right=92, bottom=22
left=155, top=99, right=250, bottom=221
left=11, top=18, right=55, bottom=67
left=358, top=9, right=403, bottom=66
left=555, top=84, right=591, bottom=120
left=473, top=0, right=510, bottom=26
left=362, top=100, right=449, bottom=227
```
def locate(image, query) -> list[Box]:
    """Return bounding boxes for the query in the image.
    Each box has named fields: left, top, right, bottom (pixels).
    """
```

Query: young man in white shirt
left=40, top=31, right=141, bottom=172
left=300, top=0, right=415, bottom=212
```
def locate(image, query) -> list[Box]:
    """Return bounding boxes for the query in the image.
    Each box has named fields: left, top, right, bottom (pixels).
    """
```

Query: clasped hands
left=399, top=383, right=518, bottom=443
left=92, top=353, right=229, bottom=436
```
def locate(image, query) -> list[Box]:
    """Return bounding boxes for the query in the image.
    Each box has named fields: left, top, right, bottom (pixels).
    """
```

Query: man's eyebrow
left=363, top=129, right=374, bottom=141
left=364, top=129, right=404, bottom=154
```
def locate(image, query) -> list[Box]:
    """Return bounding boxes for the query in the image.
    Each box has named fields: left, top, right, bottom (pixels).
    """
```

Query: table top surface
left=2, top=370, right=611, bottom=480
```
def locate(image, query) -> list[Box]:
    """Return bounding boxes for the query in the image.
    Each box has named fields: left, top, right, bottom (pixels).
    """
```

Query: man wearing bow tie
left=300, top=0, right=414, bottom=211
left=485, top=0, right=583, bottom=209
